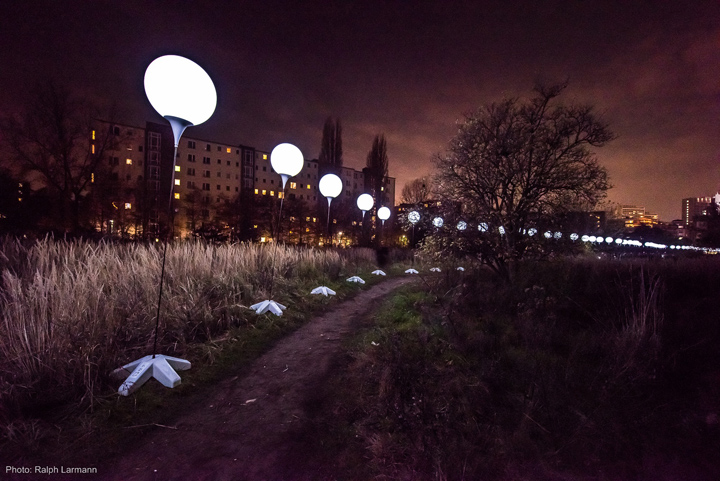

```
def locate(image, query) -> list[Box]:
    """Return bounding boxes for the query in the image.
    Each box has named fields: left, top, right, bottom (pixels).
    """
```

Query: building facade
left=682, top=197, right=713, bottom=227
left=93, top=120, right=395, bottom=242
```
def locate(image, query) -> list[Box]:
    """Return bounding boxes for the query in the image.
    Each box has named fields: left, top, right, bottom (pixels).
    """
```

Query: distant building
left=615, top=204, right=659, bottom=229
left=91, top=120, right=394, bottom=241
left=682, top=197, right=714, bottom=227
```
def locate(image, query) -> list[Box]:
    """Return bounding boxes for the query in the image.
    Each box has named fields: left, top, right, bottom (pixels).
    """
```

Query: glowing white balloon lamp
left=117, top=55, right=218, bottom=396
left=378, top=206, right=391, bottom=226
left=457, top=221, right=467, bottom=231
left=408, top=210, right=420, bottom=225
left=144, top=55, right=217, bottom=147
left=433, top=216, right=444, bottom=228
left=253, top=143, right=306, bottom=311
left=312, top=174, right=343, bottom=296
left=357, top=193, right=374, bottom=218
left=320, top=173, right=342, bottom=227
left=271, top=143, right=304, bottom=190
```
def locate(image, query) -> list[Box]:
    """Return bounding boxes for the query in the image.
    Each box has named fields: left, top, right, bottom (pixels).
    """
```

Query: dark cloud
left=2, top=0, right=719, bottom=220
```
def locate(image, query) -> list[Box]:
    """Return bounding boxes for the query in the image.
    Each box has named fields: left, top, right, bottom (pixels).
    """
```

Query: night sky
left=2, top=0, right=719, bottom=221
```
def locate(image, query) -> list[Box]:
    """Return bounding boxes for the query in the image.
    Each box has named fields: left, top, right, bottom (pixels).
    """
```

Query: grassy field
left=0, top=237, right=393, bottom=461
left=316, top=256, right=720, bottom=480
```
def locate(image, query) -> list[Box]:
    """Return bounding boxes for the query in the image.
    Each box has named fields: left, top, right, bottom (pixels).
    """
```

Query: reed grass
left=0, top=237, right=374, bottom=427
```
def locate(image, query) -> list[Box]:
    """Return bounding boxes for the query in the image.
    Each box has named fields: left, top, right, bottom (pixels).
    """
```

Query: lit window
left=307, top=184, right=311, bottom=189
left=227, top=147, right=231, bottom=153
left=306, top=228, right=309, bottom=232
left=270, top=191, right=275, bottom=196
left=125, top=203, right=131, bottom=210
left=313, top=217, right=316, bottom=222
left=290, top=182, right=297, bottom=189
left=262, top=190, right=267, bottom=195
left=306, top=217, right=310, bottom=221
left=253, top=225, right=258, bottom=229
left=381, top=187, right=384, bottom=191
left=175, top=166, right=181, bottom=172
left=126, top=158, right=132, bottom=165
left=92, top=130, right=96, bottom=140
left=175, top=179, right=180, bottom=185
left=278, top=192, right=283, bottom=199
left=91, top=173, right=95, bottom=183
left=91, top=144, right=95, bottom=154
left=174, top=193, right=180, bottom=199
left=263, top=154, right=267, bottom=159
left=254, top=189, right=258, bottom=194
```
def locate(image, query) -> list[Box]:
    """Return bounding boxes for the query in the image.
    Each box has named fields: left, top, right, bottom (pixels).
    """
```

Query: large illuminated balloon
left=357, top=193, right=374, bottom=215
left=270, top=143, right=304, bottom=188
left=144, top=55, right=217, bottom=134
left=319, top=174, right=342, bottom=199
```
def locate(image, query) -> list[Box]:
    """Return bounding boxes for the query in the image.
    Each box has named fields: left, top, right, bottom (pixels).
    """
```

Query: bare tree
left=401, top=176, right=433, bottom=205
left=1, top=82, right=119, bottom=233
left=318, top=117, right=343, bottom=176
left=431, top=83, right=613, bottom=281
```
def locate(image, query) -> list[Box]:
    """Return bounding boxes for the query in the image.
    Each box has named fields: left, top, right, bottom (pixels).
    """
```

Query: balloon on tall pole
left=250, top=143, right=304, bottom=315
left=408, top=210, right=420, bottom=266
left=115, top=55, right=217, bottom=396
left=311, top=174, right=342, bottom=296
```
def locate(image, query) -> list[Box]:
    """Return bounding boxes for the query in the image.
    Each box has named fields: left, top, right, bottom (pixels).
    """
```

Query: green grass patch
left=316, top=256, right=720, bottom=480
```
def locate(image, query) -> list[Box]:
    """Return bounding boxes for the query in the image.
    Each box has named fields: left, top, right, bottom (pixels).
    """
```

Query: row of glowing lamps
left=117, top=55, right=397, bottom=396
left=405, top=211, right=717, bottom=253
left=119, top=53, right=715, bottom=396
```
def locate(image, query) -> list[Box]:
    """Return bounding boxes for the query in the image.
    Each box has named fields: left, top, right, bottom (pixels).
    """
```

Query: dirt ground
left=91, top=276, right=413, bottom=481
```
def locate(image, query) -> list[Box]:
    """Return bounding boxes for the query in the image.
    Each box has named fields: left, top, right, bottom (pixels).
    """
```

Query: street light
left=116, top=55, right=217, bottom=396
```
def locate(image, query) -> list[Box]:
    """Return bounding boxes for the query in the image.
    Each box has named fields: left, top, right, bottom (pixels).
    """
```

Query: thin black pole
left=152, top=144, right=179, bottom=358
left=268, top=189, right=286, bottom=299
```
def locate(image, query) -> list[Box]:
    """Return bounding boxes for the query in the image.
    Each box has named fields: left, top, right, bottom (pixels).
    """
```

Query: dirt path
left=101, top=276, right=413, bottom=481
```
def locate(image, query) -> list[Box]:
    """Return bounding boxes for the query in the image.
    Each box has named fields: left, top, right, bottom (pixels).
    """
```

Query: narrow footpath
left=101, top=276, right=413, bottom=481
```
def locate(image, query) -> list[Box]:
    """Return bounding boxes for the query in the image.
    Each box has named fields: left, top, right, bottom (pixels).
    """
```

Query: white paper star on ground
left=346, top=276, right=365, bottom=284
left=115, top=354, right=191, bottom=396
left=430, top=267, right=441, bottom=272
left=250, top=299, right=287, bottom=316
left=311, top=286, right=336, bottom=296
left=405, top=268, right=419, bottom=274
left=372, top=270, right=386, bottom=276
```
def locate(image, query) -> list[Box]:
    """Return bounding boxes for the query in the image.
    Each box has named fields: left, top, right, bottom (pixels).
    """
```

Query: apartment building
left=94, top=120, right=395, bottom=242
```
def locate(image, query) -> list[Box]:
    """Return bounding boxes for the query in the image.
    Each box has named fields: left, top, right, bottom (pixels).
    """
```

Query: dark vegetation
left=0, top=238, right=406, bottom=466
left=315, top=256, right=720, bottom=480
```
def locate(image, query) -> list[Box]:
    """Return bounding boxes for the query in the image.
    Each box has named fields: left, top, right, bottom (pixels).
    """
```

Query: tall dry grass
left=0, top=237, right=366, bottom=422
